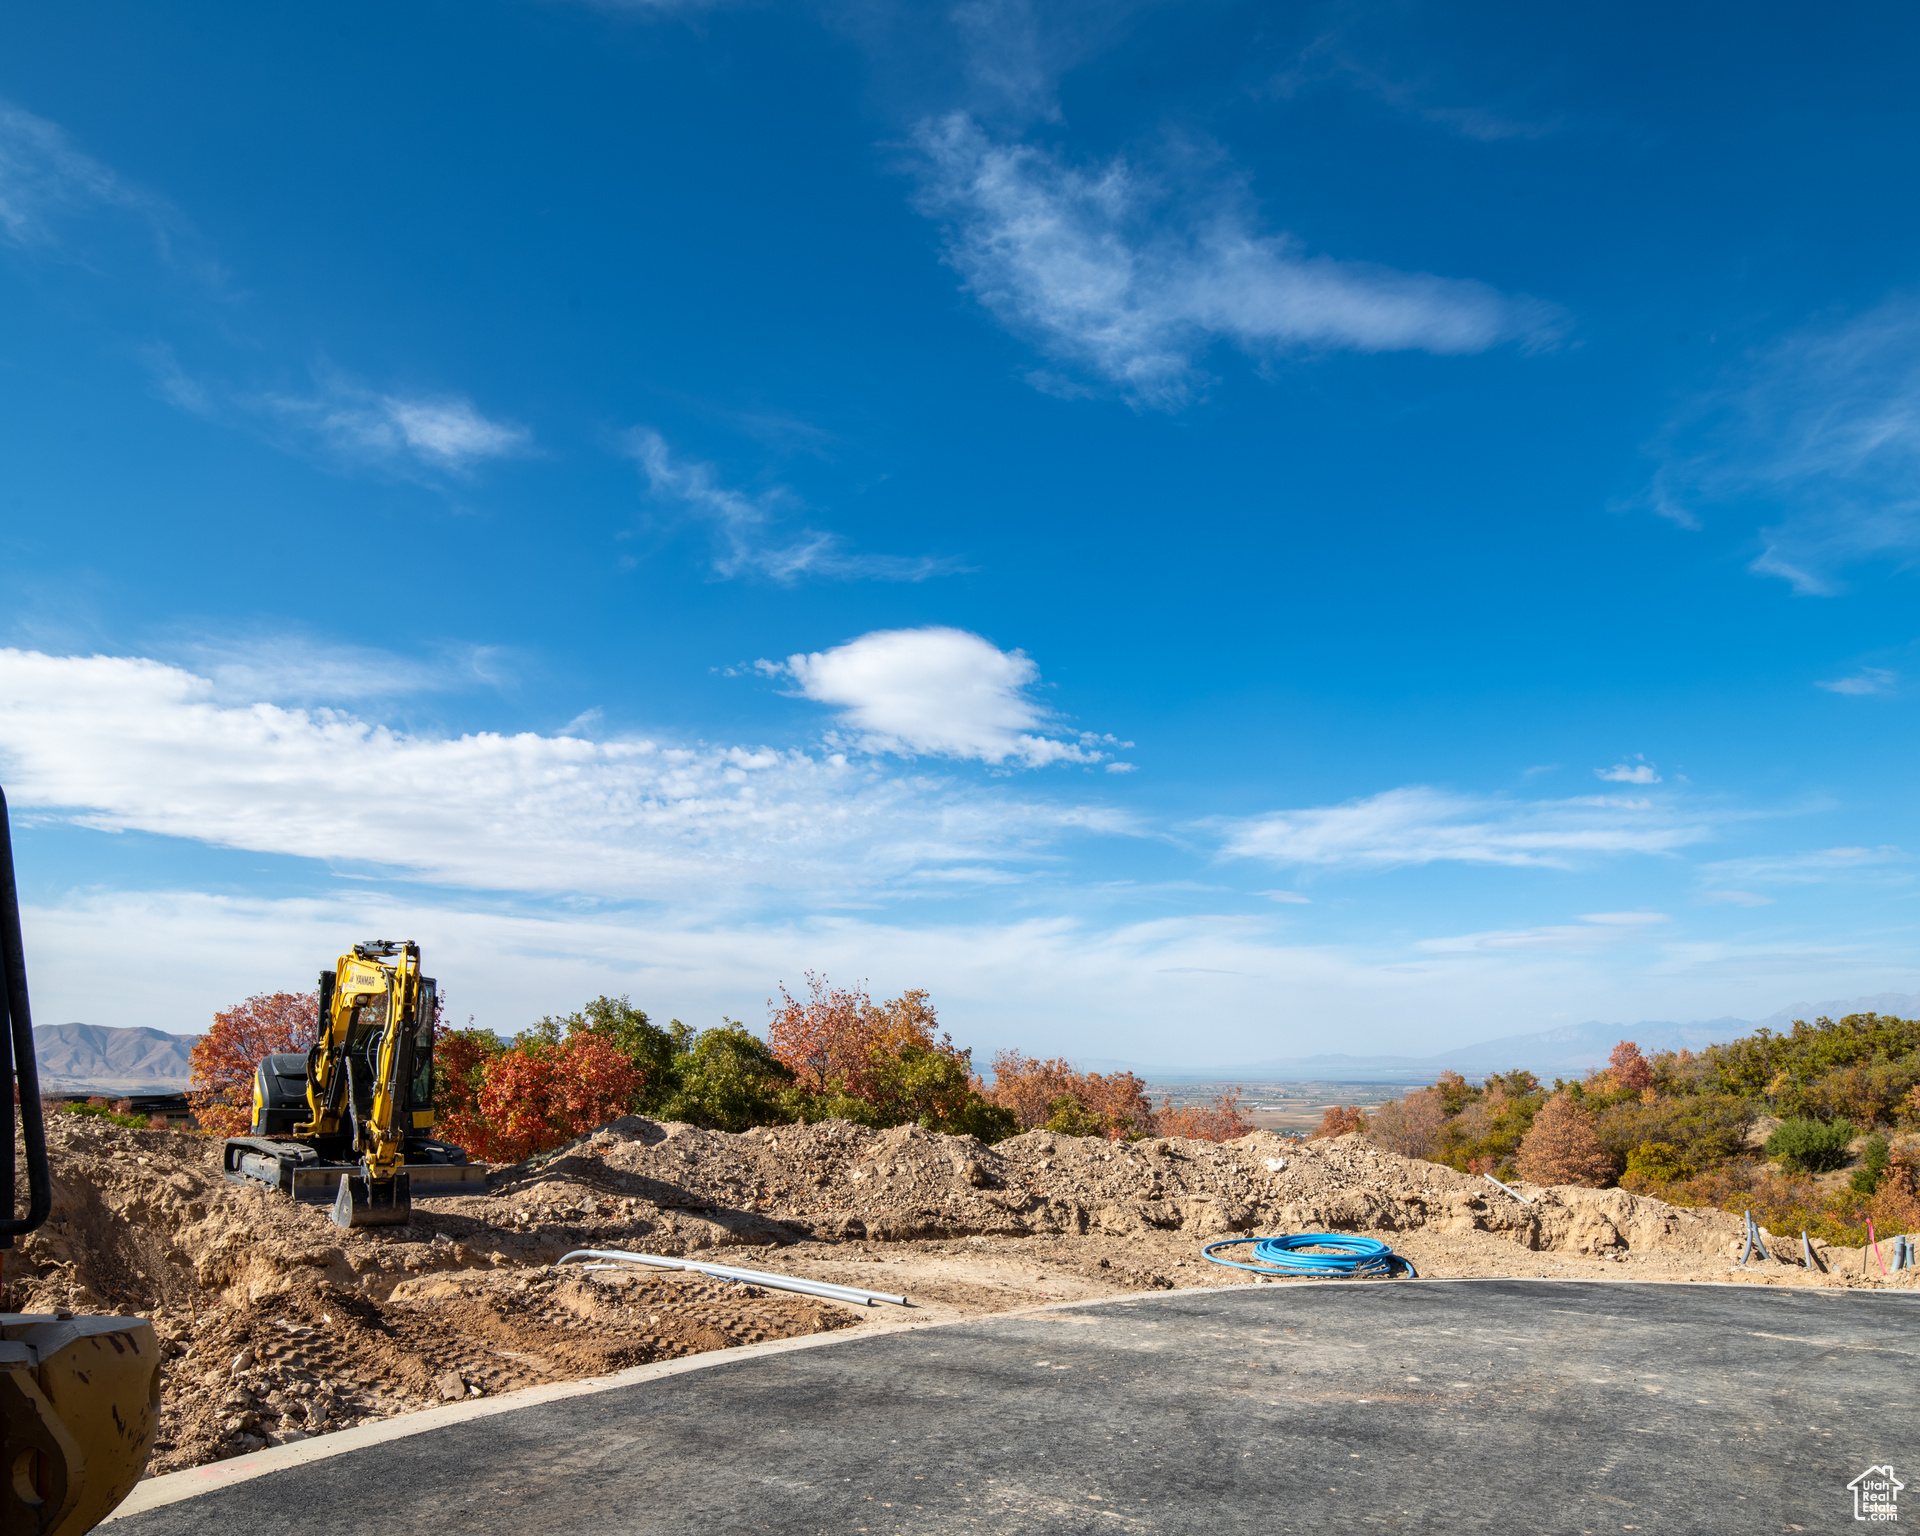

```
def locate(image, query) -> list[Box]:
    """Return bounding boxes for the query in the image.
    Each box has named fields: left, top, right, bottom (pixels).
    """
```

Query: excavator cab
left=1, top=787, right=161, bottom=1534
left=223, top=941, right=484, bottom=1228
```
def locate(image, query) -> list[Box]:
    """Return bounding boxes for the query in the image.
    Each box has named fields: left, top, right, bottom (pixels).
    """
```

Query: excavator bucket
left=330, top=1169, right=411, bottom=1229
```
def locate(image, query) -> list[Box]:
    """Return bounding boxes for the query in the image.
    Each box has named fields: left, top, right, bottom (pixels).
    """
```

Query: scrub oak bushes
left=424, top=973, right=1252, bottom=1162
left=1312, top=1104, right=1368, bottom=1140
left=1765, top=1117, right=1854, bottom=1174
left=1360, top=1013, right=1920, bottom=1245
left=187, top=991, right=320, bottom=1136
left=1514, top=1094, right=1612, bottom=1187
left=978, top=1052, right=1252, bottom=1142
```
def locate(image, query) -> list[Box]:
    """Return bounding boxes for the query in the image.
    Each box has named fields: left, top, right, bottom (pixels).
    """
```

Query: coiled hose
left=1202, top=1233, right=1418, bottom=1279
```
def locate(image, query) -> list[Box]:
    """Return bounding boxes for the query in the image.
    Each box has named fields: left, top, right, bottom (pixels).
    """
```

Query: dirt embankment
left=10, top=1113, right=1913, bottom=1475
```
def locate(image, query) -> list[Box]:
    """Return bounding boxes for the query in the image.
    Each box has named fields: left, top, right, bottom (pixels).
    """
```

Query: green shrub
left=1764, top=1116, right=1854, bottom=1173
left=1850, top=1133, right=1892, bottom=1195
left=1622, top=1140, right=1692, bottom=1190
left=56, top=1101, right=153, bottom=1130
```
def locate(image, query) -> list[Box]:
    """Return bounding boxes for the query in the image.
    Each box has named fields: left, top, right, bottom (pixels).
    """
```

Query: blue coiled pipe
left=1202, top=1233, right=1417, bottom=1279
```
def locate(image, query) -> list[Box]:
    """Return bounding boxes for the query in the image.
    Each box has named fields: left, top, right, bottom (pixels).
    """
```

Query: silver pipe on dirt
left=556, top=1248, right=911, bottom=1307
left=1482, top=1172, right=1533, bottom=1206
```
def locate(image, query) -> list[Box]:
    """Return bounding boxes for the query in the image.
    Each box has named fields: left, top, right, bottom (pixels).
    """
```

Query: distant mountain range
left=34, top=1023, right=198, bottom=1095
left=1112, top=991, right=1920, bottom=1085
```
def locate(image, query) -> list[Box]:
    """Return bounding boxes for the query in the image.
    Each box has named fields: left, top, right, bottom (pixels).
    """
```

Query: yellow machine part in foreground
left=0, top=1310, right=161, bottom=1533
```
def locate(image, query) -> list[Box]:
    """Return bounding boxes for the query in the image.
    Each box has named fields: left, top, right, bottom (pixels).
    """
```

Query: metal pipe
left=556, top=1248, right=911, bottom=1307
left=1482, top=1172, right=1532, bottom=1206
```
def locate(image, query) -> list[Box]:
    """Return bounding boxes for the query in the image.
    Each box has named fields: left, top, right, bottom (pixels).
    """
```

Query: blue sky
left=2, top=1, right=1917, bottom=1065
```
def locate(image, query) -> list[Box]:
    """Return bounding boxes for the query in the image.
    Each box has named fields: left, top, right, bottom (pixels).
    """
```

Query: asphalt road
left=114, top=1280, right=1919, bottom=1535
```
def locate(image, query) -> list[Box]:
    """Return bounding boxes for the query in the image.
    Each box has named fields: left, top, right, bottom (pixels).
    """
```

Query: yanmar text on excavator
left=222, top=940, right=485, bottom=1227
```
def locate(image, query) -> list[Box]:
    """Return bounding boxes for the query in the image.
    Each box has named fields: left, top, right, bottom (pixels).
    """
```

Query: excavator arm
left=295, top=941, right=426, bottom=1227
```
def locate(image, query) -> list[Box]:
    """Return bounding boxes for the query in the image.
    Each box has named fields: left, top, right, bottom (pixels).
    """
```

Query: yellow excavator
left=221, top=939, right=485, bottom=1227
left=1, top=786, right=161, bottom=1535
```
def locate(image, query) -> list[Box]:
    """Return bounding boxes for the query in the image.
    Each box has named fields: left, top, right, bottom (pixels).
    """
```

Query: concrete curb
left=101, top=1272, right=1920, bottom=1522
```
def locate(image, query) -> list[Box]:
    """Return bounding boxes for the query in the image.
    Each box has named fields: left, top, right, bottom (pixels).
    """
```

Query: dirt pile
left=481, top=1116, right=1750, bottom=1261
left=9, top=1111, right=1910, bottom=1476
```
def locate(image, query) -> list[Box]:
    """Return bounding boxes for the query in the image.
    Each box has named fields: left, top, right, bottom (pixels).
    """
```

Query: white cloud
left=254, top=381, right=531, bottom=474
left=1700, top=846, right=1908, bottom=888
left=26, top=886, right=1906, bottom=1067
left=772, top=626, right=1116, bottom=768
left=1218, top=784, right=1709, bottom=871
left=180, top=635, right=508, bottom=705
left=1596, top=757, right=1660, bottom=784
left=910, top=113, right=1563, bottom=408
left=1818, top=667, right=1897, bottom=696
left=149, top=350, right=531, bottom=479
left=0, top=649, right=1126, bottom=900
left=0, top=99, right=153, bottom=249
left=1417, top=911, right=1669, bottom=955
left=625, top=429, right=952, bottom=583
left=1646, top=294, right=1920, bottom=591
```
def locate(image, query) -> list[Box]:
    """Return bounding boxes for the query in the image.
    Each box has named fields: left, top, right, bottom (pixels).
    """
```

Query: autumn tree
left=1313, top=1104, right=1366, bottom=1139
left=766, top=975, right=1011, bottom=1137
left=982, top=1051, right=1154, bottom=1138
left=1365, top=1088, right=1446, bottom=1160
left=459, top=1035, right=643, bottom=1164
left=1608, top=1041, right=1654, bottom=1095
left=1514, top=1092, right=1614, bottom=1187
left=433, top=1020, right=507, bottom=1156
left=188, top=991, right=320, bottom=1135
left=524, top=995, right=675, bottom=1108
left=1152, top=1089, right=1254, bottom=1143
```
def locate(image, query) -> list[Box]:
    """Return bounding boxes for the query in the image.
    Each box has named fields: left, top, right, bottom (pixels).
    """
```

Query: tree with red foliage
left=1152, top=1089, right=1254, bottom=1143
left=188, top=991, right=319, bottom=1135
left=765, top=975, right=995, bottom=1133
left=766, top=973, right=881, bottom=1100
left=433, top=1020, right=506, bottom=1157
left=1514, top=1092, right=1614, bottom=1187
left=1313, top=1104, right=1366, bottom=1139
left=458, top=1035, right=642, bottom=1164
left=982, top=1051, right=1155, bottom=1138
left=1608, top=1040, right=1654, bottom=1094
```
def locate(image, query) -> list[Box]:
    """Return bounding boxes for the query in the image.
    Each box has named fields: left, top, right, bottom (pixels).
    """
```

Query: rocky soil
left=10, top=1110, right=1914, bottom=1475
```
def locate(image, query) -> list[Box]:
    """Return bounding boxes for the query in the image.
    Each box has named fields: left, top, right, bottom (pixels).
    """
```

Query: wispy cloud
left=1596, top=756, right=1660, bottom=784
left=149, top=351, right=533, bottom=479
left=3, top=101, right=522, bottom=482
left=1700, top=890, right=1774, bottom=907
left=0, top=99, right=166, bottom=251
left=0, top=648, right=1127, bottom=900
left=1217, top=785, right=1709, bottom=871
left=1699, top=845, right=1908, bottom=888
left=260, top=380, right=532, bottom=474
left=625, top=429, right=954, bottom=583
left=178, top=635, right=511, bottom=705
left=766, top=626, right=1128, bottom=769
left=910, top=114, right=1564, bottom=408
left=1818, top=666, right=1897, bottom=697
left=1417, top=911, right=1669, bottom=954
left=1645, top=293, right=1920, bottom=592
left=1267, top=34, right=1564, bottom=143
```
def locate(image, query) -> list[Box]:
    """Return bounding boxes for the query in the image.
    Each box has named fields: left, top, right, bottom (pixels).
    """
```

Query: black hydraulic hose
left=0, top=785, right=53, bottom=1243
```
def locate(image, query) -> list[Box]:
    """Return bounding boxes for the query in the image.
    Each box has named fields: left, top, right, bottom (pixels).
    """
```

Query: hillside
left=34, top=1022, right=198, bottom=1094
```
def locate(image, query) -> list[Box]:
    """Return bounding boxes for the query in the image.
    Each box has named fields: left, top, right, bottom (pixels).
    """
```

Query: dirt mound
left=483, top=1117, right=1749, bottom=1260
left=9, top=1110, right=1903, bottom=1478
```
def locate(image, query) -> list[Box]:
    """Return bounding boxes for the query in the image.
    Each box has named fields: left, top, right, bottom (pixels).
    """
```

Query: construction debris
left=10, top=1109, right=1914, bottom=1475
